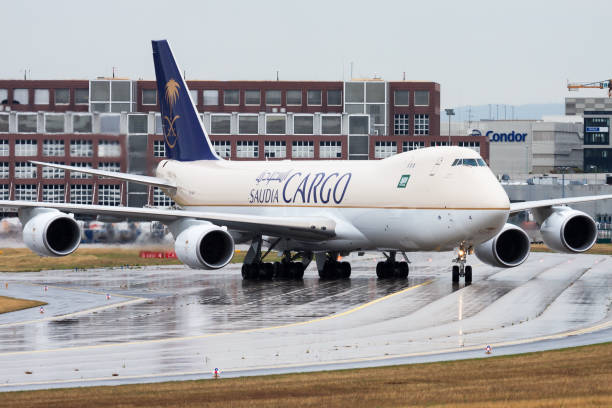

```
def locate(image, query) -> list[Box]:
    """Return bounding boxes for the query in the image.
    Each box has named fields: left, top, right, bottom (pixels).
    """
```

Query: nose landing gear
left=452, top=244, right=473, bottom=284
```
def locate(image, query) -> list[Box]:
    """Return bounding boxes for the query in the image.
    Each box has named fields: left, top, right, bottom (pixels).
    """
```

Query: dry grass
left=531, top=243, right=612, bottom=255
left=0, top=295, right=46, bottom=314
left=3, top=342, right=612, bottom=407
left=0, top=247, right=267, bottom=272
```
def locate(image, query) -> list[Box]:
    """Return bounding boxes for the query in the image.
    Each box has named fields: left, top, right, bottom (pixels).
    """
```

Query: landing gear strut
left=376, top=251, right=409, bottom=279
left=316, top=252, right=351, bottom=280
left=241, top=237, right=309, bottom=280
left=452, top=243, right=473, bottom=285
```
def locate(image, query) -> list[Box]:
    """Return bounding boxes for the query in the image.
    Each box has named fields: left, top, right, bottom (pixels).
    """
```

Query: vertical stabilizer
left=151, top=40, right=219, bottom=161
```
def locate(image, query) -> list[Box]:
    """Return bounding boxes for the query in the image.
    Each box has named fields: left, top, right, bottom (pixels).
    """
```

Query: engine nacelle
left=540, top=208, right=597, bottom=253
left=173, top=221, right=235, bottom=269
left=475, top=223, right=531, bottom=268
left=20, top=209, right=81, bottom=257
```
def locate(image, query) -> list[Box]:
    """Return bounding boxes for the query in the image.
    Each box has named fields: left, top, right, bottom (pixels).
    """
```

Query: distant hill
left=442, top=103, right=564, bottom=122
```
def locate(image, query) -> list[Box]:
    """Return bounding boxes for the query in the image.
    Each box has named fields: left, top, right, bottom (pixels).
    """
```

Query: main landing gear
left=452, top=243, right=473, bottom=285
left=241, top=237, right=310, bottom=280
left=376, top=251, right=409, bottom=279
left=316, top=252, right=351, bottom=280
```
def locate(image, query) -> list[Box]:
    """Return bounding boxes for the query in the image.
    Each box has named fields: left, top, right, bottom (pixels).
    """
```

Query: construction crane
left=567, top=79, right=612, bottom=97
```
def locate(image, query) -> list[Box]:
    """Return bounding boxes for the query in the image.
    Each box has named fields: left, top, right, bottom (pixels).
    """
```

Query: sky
left=3, top=0, right=611, bottom=108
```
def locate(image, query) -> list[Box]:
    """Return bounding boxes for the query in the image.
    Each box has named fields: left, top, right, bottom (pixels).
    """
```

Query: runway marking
left=2, top=317, right=612, bottom=390
left=0, top=279, right=434, bottom=356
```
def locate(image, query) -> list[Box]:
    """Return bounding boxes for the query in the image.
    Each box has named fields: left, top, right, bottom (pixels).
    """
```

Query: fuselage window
left=463, top=158, right=478, bottom=166
left=477, top=159, right=486, bottom=167
left=452, top=159, right=460, bottom=166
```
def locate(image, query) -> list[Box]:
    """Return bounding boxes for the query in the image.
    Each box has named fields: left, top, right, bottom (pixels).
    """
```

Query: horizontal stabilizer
left=29, top=161, right=176, bottom=190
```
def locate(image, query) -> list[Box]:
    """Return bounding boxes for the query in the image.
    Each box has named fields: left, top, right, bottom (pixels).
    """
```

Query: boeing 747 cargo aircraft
left=1, top=40, right=611, bottom=283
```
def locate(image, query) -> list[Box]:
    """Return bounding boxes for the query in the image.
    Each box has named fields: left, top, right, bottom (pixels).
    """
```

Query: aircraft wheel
left=465, top=265, right=472, bottom=285
left=376, top=262, right=386, bottom=279
left=398, top=261, right=409, bottom=279
left=291, top=262, right=305, bottom=280
left=452, top=265, right=460, bottom=283
left=260, top=263, right=274, bottom=280
left=340, top=261, right=351, bottom=279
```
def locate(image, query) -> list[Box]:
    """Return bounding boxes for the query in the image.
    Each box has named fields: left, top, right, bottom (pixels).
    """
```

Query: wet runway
left=0, top=251, right=611, bottom=391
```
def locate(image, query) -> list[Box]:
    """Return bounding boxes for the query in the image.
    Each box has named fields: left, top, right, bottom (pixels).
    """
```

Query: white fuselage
left=156, top=146, right=510, bottom=252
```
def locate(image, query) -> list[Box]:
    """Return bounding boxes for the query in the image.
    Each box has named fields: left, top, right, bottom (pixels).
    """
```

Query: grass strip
left=3, top=342, right=612, bottom=407
left=0, top=295, right=46, bottom=314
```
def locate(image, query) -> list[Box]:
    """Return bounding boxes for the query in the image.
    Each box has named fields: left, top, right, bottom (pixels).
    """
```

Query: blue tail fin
left=151, top=40, right=219, bottom=161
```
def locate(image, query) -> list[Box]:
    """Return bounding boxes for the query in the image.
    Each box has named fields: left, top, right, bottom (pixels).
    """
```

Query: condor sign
left=472, top=129, right=527, bottom=142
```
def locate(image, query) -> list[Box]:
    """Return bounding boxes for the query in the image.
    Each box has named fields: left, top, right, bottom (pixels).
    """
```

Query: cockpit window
left=451, top=158, right=487, bottom=167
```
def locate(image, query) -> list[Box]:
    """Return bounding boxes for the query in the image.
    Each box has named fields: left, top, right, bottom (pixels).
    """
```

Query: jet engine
left=539, top=208, right=597, bottom=253
left=173, top=221, right=235, bottom=269
left=474, top=223, right=531, bottom=268
left=20, top=208, right=81, bottom=257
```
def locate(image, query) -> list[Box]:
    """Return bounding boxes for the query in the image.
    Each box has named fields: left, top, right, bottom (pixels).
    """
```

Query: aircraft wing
left=29, top=161, right=176, bottom=191
left=509, top=194, right=612, bottom=213
left=0, top=201, right=335, bottom=241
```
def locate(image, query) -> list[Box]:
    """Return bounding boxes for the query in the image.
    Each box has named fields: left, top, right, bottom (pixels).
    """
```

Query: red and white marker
left=106, top=293, right=111, bottom=300
left=39, top=306, right=44, bottom=314
left=485, top=345, right=492, bottom=354
left=44, top=285, right=48, bottom=292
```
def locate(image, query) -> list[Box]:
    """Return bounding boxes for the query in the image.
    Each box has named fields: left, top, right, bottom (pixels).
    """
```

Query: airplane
left=1, top=39, right=611, bottom=284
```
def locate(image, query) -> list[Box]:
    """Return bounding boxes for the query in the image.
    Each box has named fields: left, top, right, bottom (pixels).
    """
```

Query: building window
left=266, top=115, right=286, bottom=134
left=70, top=184, right=93, bottom=204
left=203, top=90, right=219, bottom=105
left=223, top=90, right=239, bottom=105
left=34, top=89, right=50, bottom=105
left=100, top=114, right=121, bottom=134
left=42, top=162, right=65, bottom=179
left=43, top=185, right=65, bottom=203
left=212, top=140, right=231, bottom=158
left=286, top=90, right=302, bottom=105
left=414, top=90, right=430, bottom=106
left=458, top=141, right=480, bottom=153
left=431, top=141, right=449, bottom=147
left=0, top=162, right=8, bottom=178
left=327, top=90, right=342, bottom=106
left=265, top=90, right=281, bottom=106
left=264, top=141, right=286, bottom=158
left=403, top=141, right=425, bottom=151
left=15, top=184, right=37, bottom=201
left=414, top=114, right=429, bottom=135
left=307, top=90, right=322, bottom=106
left=345, top=83, right=364, bottom=103
left=375, top=141, right=397, bottom=159
left=210, top=114, right=231, bottom=134
left=245, top=90, right=260, bottom=105
left=320, top=141, right=342, bottom=159
left=366, top=83, right=385, bottom=103
left=0, top=140, right=8, bottom=156
left=43, top=140, right=65, bottom=157
left=128, top=114, right=147, bottom=134
left=98, top=162, right=120, bottom=172
left=98, top=140, right=121, bottom=157
left=321, top=116, right=341, bottom=135
left=142, top=89, right=157, bottom=105
left=15, top=140, right=37, bottom=156
left=394, top=114, right=410, bottom=135
left=73, top=114, right=93, bottom=133
left=75, top=89, right=89, bottom=104
left=13, top=89, right=29, bottom=105
left=236, top=141, right=258, bottom=158
left=153, top=140, right=166, bottom=157
left=70, top=162, right=92, bottom=179
left=55, top=89, right=70, bottom=105
left=153, top=186, right=174, bottom=207
left=0, top=89, right=8, bottom=104
left=294, top=115, right=314, bottom=134
left=292, top=141, right=314, bottom=158
left=349, top=116, right=369, bottom=135
left=98, top=184, right=121, bottom=206
left=15, top=161, right=38, bottom=179
left=45, top=114, right=65, bottom=133
left=585, top=133, right=609, bottom=145
left=17, top=114, right=37, bottom=133
left=0, top=184, right=8, bottom=200
left=189, top=90, right=199, bottom=105
left=394, top=90, right=409, bottom=106
left=0, top=114, right=8, bottom=133
left=70, top=140, right=93, bottom=157
left=239, top=115, right=258, bottom=134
